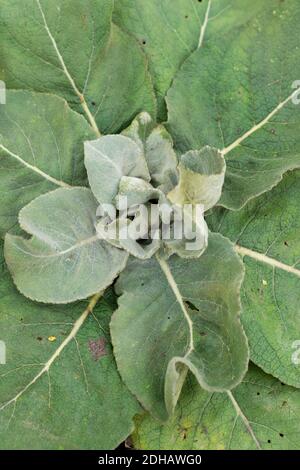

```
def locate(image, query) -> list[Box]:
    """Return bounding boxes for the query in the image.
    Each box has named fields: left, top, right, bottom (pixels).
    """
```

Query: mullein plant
left=0, top=0, right=300, bottom=450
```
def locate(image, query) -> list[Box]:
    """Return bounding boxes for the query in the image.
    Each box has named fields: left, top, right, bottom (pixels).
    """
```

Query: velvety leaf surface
left=122, top=112, right=178, bottom=193
left=168, top=146, right=225, bottom=211
left=0, top=0, right=156, bottom=134
left=84, top=134, right=150, bottom=204
left=0, top=90, right=93, bottom=236
left=5, top=188, right=128, bottom=303
left=111, top=233, right=248, bottom=421
left=132, top=365, right=300, bottom=450
left=114, top=0, right=265, bottom=119
left=0, top=245, right=140, bottom=449
left=167, top=0, right=300, bottom=209
left=207, top=171, right=300, bottom=388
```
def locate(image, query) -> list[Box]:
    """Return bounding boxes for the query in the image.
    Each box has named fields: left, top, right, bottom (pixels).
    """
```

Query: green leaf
left=0, top=90, right=94, bottom=237
left=167, top=0, right=300, bottom=209
left=0, top=247, right=140, bottom=449
left=114, top=0, right=265, bottom=119
left=168, top=146, right=225, bottom=210
left=132, top=365, right=300, bottom=450
left=4, top=188, right=128, bottom=303
left=207, top=170, right=300, bottom=388
left=122, top=112, right=178, bottom=194
left=111, top=233, right=249, bottom=421
left=84, top=135, right=150, bottom=204
left=0, top=0, right=156, bottom=134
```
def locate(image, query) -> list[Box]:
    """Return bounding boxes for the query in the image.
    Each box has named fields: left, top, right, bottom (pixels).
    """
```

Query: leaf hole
left=37, top=336, right=43, bottom=341
left=142, top=39, right=147, bottom=45
left=256, top=392, right=260, bottom=396
left=284, top=241, right=289, bottom=247
left=267, top=439, right=271, bottom=444
left=185, top=301, right=199, bottom=312
left=91, top=101, right=96, bottom=106
left=279, top=433, right=284, bottom=438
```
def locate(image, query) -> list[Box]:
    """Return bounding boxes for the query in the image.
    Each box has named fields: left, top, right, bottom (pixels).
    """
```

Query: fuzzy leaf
left=208, top=170, right=300, bottom=388
left=84, top=135, right=150, bottom=204
left=0, top=0, right=156, bottom=134
left=111, top=233, right=248, bottom=421
left=114, top=0, right=265, bottom=119
left=0, top=248, right=140, bottom=449
left=4, top=188, right=128, bottom=303
left=168, top=146, right=225, bottom=210
left=116, top=176, right=161, bottom=208
left=122, top=113, right=178, bottom=193
left=0, top=90, right=93, bottom=237
left=167, top=0, right=300, bottom=209
left=132, top=365, right=300, bottom=450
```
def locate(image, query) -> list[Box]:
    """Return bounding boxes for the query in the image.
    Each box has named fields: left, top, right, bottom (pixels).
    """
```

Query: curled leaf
left=168, top=146, right=226, bottom=211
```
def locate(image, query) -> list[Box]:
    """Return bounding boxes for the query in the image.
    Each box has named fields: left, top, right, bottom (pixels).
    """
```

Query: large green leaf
left=0, top=90, right=93, bottom=237
left=0, top=0, right=156, bottom=134
left=5, top=188, right=128, bottom=303
left=167, top=0, right=300, bottom=209
left=132, top=365, right=300, bottom=450
left=111, top=233, right=249, bottom=421
left=0, top=246, right=140, bottom=449
left=207, top=171, right=300, bottom=388
left=114, top=0, right=265, bottom=119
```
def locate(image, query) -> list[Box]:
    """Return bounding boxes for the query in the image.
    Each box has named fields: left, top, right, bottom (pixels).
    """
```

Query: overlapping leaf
left=0, top=0, right=156, bottom=134
left=0, top=244, right=140, bottom=449
left=132, top=365, right=300, bottom=450
left=208, top=170, right=300, bottom=388
left=114, top=0, right=265, bottom=119
left=5, top=188, right=128, bottom=303
left=111, top=233, right=249, bottom=421
left=0, top=90, right=93, bottom=236
left=167, top=0, right=300, bottom=209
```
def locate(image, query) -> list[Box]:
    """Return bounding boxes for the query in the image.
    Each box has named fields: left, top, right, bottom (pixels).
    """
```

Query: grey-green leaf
left=111, top=233, right=249, bottom=421
left=167, top=0, right=300, bottom=209
left=168, top=146, right=225, bottom=210
left=122, top=112, right=178, bottom=193
left=132, top=365, right=300, bottom=450
left=0, top=0, right=156, bottom=134
left=207, top=170, right=300, bottom=388
left=114, top=0, right=264, bottom=119
left=84, top=135, right=150, bottom=204
left=0, top=249, right=140, bottom=449
left=0, top=90, right=94, bottom=237
left=4, top=188, right=128, bottom=303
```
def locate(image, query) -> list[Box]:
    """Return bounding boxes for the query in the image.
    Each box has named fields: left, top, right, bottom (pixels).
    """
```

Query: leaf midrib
left=10, top=234, right=99, bottom=259
left=35, top=0, right=101, bottom=137
left=0, top=292, right=102, bottom=413
left=0, top=144, right=69, bottom=188
left=235, top=244, right=300, bottom=278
